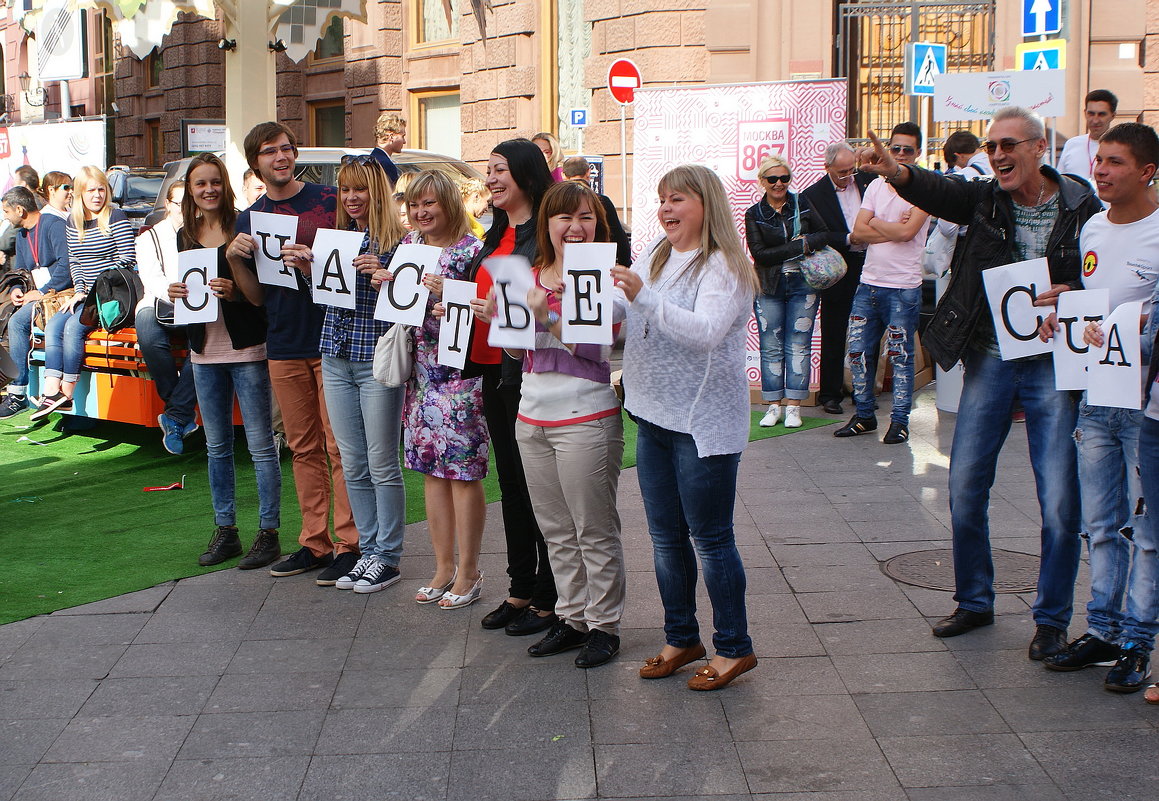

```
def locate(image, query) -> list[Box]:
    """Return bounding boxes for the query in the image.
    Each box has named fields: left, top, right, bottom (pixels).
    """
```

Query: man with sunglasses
left=836, top=122, right=929, bottom=445
left=858, top=106, right=1103, bottom=659
left=224, top=121, right=360, bottom=581
left=802, top=141, right=876, bottom=415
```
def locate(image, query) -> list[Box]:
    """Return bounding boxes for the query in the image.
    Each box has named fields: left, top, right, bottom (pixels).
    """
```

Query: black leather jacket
left=744, top=194, right=828, bottom=296
left=896, top=164, right=1102, bottom=370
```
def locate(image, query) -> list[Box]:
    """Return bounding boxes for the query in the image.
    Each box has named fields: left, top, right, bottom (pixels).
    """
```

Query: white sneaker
left=784, top=406, right=802, bottom=428
left=335, top=555, right=377, bottom=590
left=759, top=405, right=782, bottom=427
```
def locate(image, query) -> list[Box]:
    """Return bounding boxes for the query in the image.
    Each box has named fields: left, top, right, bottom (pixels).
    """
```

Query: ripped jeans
left=847, top=283, right=921, bottom=425
left=1078, top=401, right=1159, bottom=650
left=754, top=270, right=819, bottom=402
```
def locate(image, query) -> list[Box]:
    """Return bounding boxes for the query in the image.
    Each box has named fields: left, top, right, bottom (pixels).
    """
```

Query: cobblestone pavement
left=1, top=386, right=1154, bottom=801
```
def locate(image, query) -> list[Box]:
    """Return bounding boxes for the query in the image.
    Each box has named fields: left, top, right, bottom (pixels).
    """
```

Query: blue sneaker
left=181, top=419, right=200, bottom=438
left=0, top=393, right=29, bottom=419
left=158, top=412, right=185, bottom=455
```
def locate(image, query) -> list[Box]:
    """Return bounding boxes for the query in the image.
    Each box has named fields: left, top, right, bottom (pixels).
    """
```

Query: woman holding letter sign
left=503, top=180, right=627, bottom=666
left=321, top=156, right=410, bottom=594
left=466, top=139, right=559, bottom=635
left=610, top=165, right=760, bottom=690
left=167, top=154, right=281, bottom=568
left=390, top=170, right=488, bottom=609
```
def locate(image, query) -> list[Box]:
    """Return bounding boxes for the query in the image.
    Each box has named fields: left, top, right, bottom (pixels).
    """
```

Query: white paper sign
left=310, top=228, right=363, bottom=310
left=249, top=211, right=298, bottom=289
left=933, top=69, right=1067, bottom=122
left=560, top=242, right=616, bottom=346
left=982, top=258, right=1053, bottom=361
left=1087, top=301, right=1144, bottom=410
left=486, top=255, right=536, bottom=350
left=372, top=243, right=440, bottom=326
left=438, top=279, right=476, bottom=370
left=1052, top=289, right=1109, bottom=391
left=174, top=247, right=219, bottom=324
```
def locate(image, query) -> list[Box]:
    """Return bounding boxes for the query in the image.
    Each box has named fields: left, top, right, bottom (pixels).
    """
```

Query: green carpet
left=0, top=409, right=833, bottom=624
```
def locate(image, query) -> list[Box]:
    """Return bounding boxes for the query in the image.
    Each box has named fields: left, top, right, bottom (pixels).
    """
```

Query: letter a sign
left=907, top=43, right=946, bottom=97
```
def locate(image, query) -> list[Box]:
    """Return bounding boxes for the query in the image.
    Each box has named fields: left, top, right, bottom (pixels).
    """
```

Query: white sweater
left=135, top=218, right=180, bottom=309
left=622, top=245, right=755, bottom=457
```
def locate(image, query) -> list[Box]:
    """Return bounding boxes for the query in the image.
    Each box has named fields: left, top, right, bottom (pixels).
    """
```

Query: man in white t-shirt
left=835, top=122, right=930, bottom=445
left=1057, top=89, right=1118, bottom=187
left=1039, top=122, right=1159, bottom=695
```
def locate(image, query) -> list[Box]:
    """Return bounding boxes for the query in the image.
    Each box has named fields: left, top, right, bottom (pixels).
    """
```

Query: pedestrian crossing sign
left=1014, top=39, right=1066, bottom=71
left=906, top=42, right=947, bottom=97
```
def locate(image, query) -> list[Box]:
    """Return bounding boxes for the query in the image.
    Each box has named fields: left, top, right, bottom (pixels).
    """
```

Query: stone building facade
left=6, top=0, right=1151, bottom=212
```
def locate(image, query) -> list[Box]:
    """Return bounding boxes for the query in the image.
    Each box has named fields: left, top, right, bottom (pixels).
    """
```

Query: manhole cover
left=881, top=548, right=1039, bottom=593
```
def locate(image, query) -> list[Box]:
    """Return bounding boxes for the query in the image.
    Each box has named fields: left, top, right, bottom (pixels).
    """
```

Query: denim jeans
left=5, top=301, right=35, bottom=392
left=321, top=356, right=405, bottom=567
left=635, top=418, right=752, bottom=658
left=43, top=308, right=93, bottom=383
left=753, top=271, right=819, bottom=402
left=192, top=360, right=281, bottom=530
left=847, top=283, right=921, bottom=424
left=1080, top=405, right=1159, bottom=650
left=135, top=306, right=197, bottom=425
left=948, top=349, right=1080, bottom=630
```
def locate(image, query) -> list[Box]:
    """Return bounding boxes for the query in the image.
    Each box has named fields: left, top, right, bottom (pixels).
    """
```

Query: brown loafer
left=639, top=643, right=707, bottom=679
left=687, top=653, right=757, bottom=691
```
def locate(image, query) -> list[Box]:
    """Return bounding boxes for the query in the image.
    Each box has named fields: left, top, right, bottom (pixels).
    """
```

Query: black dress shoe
left=575, top=630, right=620, bottom=668
left=834, top=415, right=877, bottom=438
left=1105, top=645, right=1152, bottom=693
left=822, top=399, right=844, bottom=415
left=1028, top=624, right=1068, bottom=661
left=481, top=600, right=526, bottom=630
left=527, top=621, right=589, bottom=657
left=882, top=421, right=909, bottom=444
left=931, top=607, right=994, bottom=638
left=505, top=607, right=558, bottom=636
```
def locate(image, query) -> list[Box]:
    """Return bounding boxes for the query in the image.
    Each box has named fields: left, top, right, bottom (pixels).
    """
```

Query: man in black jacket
left=857, top=106, right=1103, bottom=660
left=801, top=142, right=875, bottom=414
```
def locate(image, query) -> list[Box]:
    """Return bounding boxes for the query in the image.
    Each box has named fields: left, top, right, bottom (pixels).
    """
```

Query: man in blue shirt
left=0, top=186, right=70, bottom=418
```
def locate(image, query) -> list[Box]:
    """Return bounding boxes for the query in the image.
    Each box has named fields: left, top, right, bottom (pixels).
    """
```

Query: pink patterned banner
left=632, top=80, right=849, bottom=392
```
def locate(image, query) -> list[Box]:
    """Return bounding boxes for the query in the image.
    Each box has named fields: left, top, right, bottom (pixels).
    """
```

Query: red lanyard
left=28, top=221, right=41, bottom=267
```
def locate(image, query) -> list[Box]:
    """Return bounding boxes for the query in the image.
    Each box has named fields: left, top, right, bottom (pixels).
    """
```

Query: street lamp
left=18, top=72, right=46, bottom=107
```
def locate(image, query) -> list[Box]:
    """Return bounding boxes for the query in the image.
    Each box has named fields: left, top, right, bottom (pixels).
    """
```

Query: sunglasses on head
left=889, top=145, right=917, bottom=156
left=762, top=174, right=791, bottom=184
left=983, top=137, right=1036, bottom=155
left=341, top=154, right=377, bottom=167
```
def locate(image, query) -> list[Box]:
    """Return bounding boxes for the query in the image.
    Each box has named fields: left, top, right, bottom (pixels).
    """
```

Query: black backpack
left=80, top=267, right=144, bottom=334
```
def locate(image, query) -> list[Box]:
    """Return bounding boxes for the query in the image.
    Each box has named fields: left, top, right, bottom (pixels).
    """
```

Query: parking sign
left=569, top=109, right=588, bottom=127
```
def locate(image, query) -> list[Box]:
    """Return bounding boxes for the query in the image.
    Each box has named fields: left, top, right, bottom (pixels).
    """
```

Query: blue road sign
left=907, top=42, right=947, bottom=97
left=1022, top=0, right=1061, bottom=37
left=569, top=109, right=588, bottom=127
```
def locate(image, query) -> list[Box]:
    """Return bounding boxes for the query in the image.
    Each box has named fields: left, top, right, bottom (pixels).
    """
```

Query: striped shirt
left=65, top=208, right=136, bottom=294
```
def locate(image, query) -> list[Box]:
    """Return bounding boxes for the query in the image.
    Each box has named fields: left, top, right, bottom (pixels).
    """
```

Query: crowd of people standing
left=3, top=92, right=1159, bottom=701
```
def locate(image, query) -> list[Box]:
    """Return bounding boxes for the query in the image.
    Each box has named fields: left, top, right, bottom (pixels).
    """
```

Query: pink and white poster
left=632, top=80, right=849, bottom=391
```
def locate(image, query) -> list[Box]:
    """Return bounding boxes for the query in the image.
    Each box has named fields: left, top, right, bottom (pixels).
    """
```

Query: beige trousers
left=516, top=415, right=626, bottom=635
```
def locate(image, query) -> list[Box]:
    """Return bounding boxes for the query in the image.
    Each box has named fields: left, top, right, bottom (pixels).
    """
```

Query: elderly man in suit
left=801, top=142, right=875, bottom=414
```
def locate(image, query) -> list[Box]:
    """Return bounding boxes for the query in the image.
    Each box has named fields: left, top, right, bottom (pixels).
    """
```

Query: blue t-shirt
left=235, top=182, right=337, bottom=360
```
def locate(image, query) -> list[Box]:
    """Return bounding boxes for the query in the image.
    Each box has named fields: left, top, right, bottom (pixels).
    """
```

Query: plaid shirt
left=319, top=228, right=394, bottom=362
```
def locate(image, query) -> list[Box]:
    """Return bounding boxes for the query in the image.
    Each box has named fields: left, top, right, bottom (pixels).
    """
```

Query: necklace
left=1035, top=179, right=1045, bottom=206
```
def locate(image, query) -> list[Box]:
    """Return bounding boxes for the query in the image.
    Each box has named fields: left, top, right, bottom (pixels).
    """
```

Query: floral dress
left=402, top=231, right=490, bottom=480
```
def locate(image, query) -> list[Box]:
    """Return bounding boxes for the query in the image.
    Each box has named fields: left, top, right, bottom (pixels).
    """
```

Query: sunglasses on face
left=983, top=137, right=1036, bottom=155
left=57, top=185, right=71, bottom=192
left=889, top=145, right=917, bottom=156
left=762, top=174, right=791, bottom=184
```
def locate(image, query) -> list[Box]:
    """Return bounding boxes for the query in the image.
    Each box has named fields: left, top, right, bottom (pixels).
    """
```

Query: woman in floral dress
left=399, top=170, right=489, bottom=609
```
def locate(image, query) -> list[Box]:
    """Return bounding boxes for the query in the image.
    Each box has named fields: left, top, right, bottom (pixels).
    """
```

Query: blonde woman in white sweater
left=611, top=164, right=760, bottom=692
